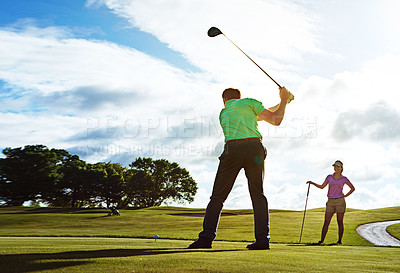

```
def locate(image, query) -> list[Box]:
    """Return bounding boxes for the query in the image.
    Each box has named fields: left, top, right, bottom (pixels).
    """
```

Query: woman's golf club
left=208, top=26, right=294, bottom=102
left=299, top=183, right=311, bottom=243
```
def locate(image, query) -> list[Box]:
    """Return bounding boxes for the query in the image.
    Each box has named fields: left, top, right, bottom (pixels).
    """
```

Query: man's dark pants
left=199, top=139, right=270, bottom=243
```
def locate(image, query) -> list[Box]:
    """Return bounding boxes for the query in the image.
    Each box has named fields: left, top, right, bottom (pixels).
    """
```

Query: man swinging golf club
left=188, top=86, right=291, bottom=250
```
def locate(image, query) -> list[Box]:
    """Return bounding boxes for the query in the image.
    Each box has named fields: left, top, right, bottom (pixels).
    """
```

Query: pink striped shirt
left=325, top=174, right=351, bottom=199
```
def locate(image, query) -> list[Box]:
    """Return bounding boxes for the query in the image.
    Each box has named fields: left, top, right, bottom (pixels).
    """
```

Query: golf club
left=299, top=183, right=311, bottom=243
left=208, top=27, right=294, bottom=102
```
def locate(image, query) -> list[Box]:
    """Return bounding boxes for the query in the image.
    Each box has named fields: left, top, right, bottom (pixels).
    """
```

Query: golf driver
left=299, top=183, right=311, bottom=243
left=208, top=26, right=294, bottom=102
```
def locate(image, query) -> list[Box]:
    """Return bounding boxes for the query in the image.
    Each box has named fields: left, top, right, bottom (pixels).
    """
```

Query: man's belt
left=226, top=137, right=260, bottom=144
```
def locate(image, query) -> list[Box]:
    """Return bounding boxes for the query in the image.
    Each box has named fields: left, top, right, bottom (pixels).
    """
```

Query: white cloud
left=0, top=26, right=199, bottom=98
left=88, top=0, right=324, bottom=93
left=349, top=183, right=400, bottom=210
left=0, top=112, right=86, bottom=149
left=332, top=102, right=400, bottom=142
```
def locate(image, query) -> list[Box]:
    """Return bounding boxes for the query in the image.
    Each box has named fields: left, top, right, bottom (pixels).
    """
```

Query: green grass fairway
left=387, top=223, right=400, bottom=239
left=0, top=206, right=399, bottom=272
left=1, top=237, right=399, bottom=273
left=0, top=206, right=399, bottom=245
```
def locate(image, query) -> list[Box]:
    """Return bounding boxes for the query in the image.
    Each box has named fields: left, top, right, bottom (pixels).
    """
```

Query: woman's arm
left=307, top=179, right=328, bottom=189
left=342, top=180, right=355, bottom=197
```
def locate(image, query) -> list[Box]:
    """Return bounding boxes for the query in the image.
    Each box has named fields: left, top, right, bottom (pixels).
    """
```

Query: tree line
left=0, top=145, right=198, bottom=208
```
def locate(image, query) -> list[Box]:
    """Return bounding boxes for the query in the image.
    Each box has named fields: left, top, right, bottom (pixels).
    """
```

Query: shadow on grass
left=0, top=248, right=244, bottom=273
left=0, top=208, right=109, bottom=214
left=86, top=215, right=115, bottom=219
left=286, top=243, right=341, bottom=247
left=169, top=213, right=237, bottom=217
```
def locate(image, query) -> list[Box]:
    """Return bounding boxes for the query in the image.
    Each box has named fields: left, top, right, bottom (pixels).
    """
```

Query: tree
left=50, top=159, right=127, bottom=208
left=93, top=162, right=127, bottom=208
left=51, top=155, right=105, bottom=208
left=126, top=157, right=197, bottom=208
left=0, top=145, right=69, bottom=206
left=0, top=145, right=198, bottom=209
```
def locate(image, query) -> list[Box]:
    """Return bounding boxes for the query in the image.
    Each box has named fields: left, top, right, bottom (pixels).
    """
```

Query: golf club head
left=208, top=27, right=223, bottom=37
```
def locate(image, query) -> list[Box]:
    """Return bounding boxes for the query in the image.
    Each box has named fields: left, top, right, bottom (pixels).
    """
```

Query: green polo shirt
left=219, top=98, right=265, bottom=142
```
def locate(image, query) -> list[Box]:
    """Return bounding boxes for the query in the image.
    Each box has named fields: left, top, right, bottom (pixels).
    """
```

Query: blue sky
left=0, top=0, right=197, bottom=71
left=1, top=0, right=400, bottom=210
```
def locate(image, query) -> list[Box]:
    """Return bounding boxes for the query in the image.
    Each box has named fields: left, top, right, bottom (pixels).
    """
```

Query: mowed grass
left=387, top=223, right=400, bottom=239
left=0, top=206, right=399, bottom=272
left=0, top=206, right=400, bottom=245
left=1, top=237, right=400, bottom=273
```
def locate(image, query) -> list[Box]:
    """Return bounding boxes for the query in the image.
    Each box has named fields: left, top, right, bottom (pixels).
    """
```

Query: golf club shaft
left=223, top=34, right=282, bottom=88
left=299, top=183, right=311, bottom=243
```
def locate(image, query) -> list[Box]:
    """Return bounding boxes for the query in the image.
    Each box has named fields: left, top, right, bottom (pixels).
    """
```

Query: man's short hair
left=222, top=88, right=241, bottom=100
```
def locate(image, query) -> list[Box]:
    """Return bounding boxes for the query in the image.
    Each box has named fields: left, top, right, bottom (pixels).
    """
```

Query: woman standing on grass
left=307, top=160, right=355, bottom=244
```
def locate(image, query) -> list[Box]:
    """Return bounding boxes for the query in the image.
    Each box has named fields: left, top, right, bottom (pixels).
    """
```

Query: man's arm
left=267, top=103, right=280, bottom=112
left=258, top=86, right=290, bottom=126
left=265, top=91, right=294, bottom=112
